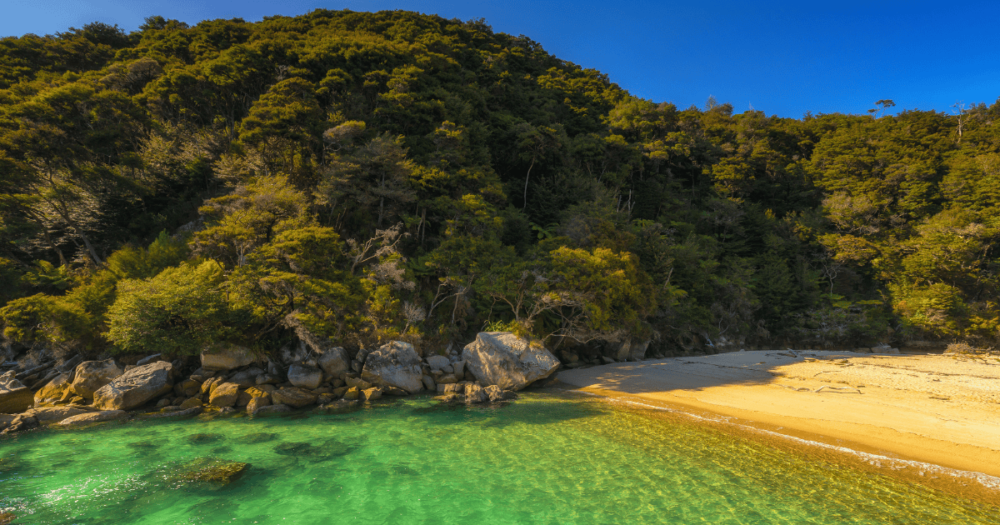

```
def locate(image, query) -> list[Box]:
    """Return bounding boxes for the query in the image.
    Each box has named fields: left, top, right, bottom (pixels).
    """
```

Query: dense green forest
left=1, top=10, right=999, bottom=358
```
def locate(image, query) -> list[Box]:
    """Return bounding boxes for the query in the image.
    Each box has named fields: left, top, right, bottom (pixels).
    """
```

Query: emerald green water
left=0, top=391, right=994, bottom=524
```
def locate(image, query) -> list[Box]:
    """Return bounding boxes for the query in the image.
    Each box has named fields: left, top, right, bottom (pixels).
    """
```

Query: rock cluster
left=0, top=331, right=560, bottom=434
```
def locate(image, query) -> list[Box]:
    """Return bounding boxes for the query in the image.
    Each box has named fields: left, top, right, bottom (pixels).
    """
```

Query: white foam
left=562, top=388, right=1000, bottom=492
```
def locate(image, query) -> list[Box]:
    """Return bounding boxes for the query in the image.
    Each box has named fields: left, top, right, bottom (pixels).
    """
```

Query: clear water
left=0, top=391, right=994, bottom=524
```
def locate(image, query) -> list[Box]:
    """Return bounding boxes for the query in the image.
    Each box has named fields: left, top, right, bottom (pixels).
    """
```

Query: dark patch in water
left=244, top=432, right=279, bottom=444
left=211, top=445, right=233, bottom=455
left=274, top=438, right=355, bottom=461
left=127, top=441, right=159, bottom=451
left=391, top=464, right=419, bottom=476
left=187, top=433, right=223, bottom=444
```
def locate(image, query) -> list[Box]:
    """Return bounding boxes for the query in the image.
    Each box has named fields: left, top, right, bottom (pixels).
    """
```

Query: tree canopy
left=2, top=10, right=1000, bottom=356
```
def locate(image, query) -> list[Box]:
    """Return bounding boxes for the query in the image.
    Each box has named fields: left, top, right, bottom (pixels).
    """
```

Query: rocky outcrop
left=26, top=406, right=89, bottom=424
left=361, top=341, right=424, bottom=394
left=288, top=364, right=323, bottom=389
left=0, top=371, right=32, bottom=414
left=33, top=372, right=74, bottom=406
left=208, top=382, right=240, bottom=408
left=317, top=347, right=350, bottom=377
left=71, top=359, right=124, bottom=400
left=201, top=345, right=259, bottom=371
left=271, top=387, right=317, bottom=407
left=93, top=361, right=174, bottom=411
left=57, top=410, right=128, bottom=427
left=461, top=332, right=560, bottom=390
left=611, top=339, right=651, bottom=362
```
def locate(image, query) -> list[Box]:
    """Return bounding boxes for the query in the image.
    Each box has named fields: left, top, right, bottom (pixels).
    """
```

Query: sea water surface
left=0, top=391, right=994, bottom=524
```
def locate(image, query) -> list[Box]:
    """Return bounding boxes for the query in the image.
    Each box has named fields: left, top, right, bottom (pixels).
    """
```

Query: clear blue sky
left=2, top=0, right=998, bottom=119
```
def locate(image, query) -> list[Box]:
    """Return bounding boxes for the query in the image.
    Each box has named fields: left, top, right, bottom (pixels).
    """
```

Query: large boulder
left=361, top=341, right=424, bottom=394
left=93, top=361, right=174, bottom=411
left=56, top=410, right=128, bottom=427
left=288, top=364, right=323, bottom=389
left=34, top=372, right=74, bottom=406
left=201, top=345, right=259, bottom=371
left=0, top=371, right=32, bottom=414
left=71, top=359, right=124, bottom=400
left=461, top=332, right=560, bottom=390
left=317, top=347, right=350, bottom=378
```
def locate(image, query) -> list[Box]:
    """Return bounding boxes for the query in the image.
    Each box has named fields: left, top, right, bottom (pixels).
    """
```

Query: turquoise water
left=0, top=391, right=994, bottom=524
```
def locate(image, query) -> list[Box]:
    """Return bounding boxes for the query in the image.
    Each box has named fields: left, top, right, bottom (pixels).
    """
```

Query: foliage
left=3, top=10, right=1000, bottom=356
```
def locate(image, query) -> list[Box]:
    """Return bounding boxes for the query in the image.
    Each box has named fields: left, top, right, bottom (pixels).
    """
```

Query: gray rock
left=484, top=385, right=504, bottom=403
left=256, top=374, right=280, bottom=385
left=201, top=346, right=260, bottom=371
left=610, top=339, right=651, bottom=362
left=71, top=359, right=124, bottom=400
left=426, top=355, right=450, bottom=370
left=26, top=406, right=89, bottom=424
left=421, top=375, right=436, bottom=391
left=135, top=354, right=162, bottom=367
left=317, top=347, right=350, bottom=377
left=93, top=361, right=174, bottom=411
left=0, top=370, right=33, bottom=414
left=229, top=369, right=261, bottom=389
left=361, top=341, right=424, bottom=394
left=288, top=364, right=323, bottom=390
left=271, top=387, right=317, bottom=407
left=452, top=360, right=465, bottom=378
left=56, top=410, right=128, bottom=427
left=1, top=413, right=38, bottom=434
left=464, top=383, right=488, bottom=404
left=461, top=332, right=560, bottom=390
left=436, top=383, right=463, bottom=394
left=250, top=403, right=292, bottom=416
left=437, top=374, right=458, bottom=384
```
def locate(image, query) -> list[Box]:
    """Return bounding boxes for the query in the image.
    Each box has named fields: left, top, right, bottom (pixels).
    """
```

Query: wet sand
left=555, top=350, right=1000, bottom=487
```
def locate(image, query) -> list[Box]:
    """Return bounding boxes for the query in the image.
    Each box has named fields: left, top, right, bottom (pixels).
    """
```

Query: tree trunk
left=522, top=157, right=536, bottom=210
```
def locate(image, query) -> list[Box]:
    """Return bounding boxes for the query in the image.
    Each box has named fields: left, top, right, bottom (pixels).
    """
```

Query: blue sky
left=2, top=0, right=998, bottom=119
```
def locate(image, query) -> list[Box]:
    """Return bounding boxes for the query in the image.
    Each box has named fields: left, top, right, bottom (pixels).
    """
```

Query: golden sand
left=555, top=350, right=1000, bottom=502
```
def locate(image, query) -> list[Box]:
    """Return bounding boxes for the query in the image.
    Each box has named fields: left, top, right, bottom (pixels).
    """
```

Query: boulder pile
left=0, top=331, right=562, bottom=434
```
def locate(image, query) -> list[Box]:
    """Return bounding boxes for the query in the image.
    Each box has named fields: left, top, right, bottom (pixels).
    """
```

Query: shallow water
left=0, top=391, right=994, bottom=524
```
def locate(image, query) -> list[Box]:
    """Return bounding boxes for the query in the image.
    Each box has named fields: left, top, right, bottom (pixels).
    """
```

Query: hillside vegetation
left=2, top=10, right=999, bottom=357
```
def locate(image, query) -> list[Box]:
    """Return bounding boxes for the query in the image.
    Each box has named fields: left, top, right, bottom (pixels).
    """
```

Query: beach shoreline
left=554, top=350, right=1000, bottom=504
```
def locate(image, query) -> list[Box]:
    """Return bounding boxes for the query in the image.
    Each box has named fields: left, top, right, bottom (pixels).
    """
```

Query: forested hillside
left=1, top=10, right=999, bottom=358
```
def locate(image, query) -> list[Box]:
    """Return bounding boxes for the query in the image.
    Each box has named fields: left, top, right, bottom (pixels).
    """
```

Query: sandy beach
left=555, top=350, right=1000, bottom=485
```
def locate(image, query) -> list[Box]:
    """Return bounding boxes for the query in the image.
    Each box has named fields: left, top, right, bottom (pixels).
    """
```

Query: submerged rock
left=93, top=361, right=174, bottom=411
left=174, top=458, right=250, bottom=485
left=361, top=341, right=424, bottom=394
left=0, top=370, right=32, bottom=414
left=71, top=359, right=124, bottom=400
left=461, top=332, right=560, bottom=390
